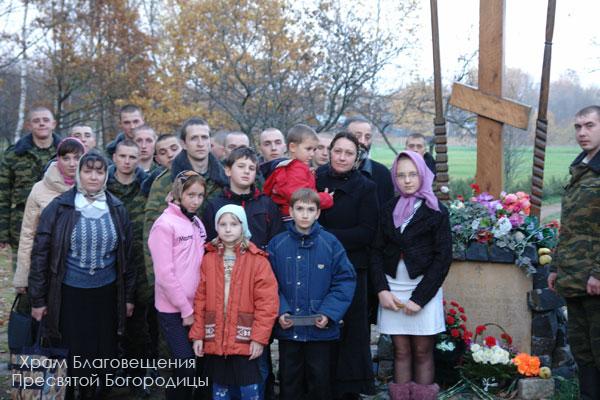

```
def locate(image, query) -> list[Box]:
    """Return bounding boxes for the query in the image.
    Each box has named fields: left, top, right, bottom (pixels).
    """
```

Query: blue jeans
left=213, top=383, right=260, bottom=400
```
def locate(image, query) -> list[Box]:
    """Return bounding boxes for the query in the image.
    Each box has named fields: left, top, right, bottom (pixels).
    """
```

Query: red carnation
left=470, top=183, right=481, bottom=194
left=476, top=325, right=486, bottom=335
left=484, top=336, right=497, bottom=347
left=450, top=301, right=460, bottom=307
left=450, top=329, right=460, bottom=338
left=449, top=309, right=457, bottom=315
left=457, top=195, right=464, bottom=201
left=458, top=307, right=465, bottom=313
left=464, top=331, right=473, bottom=341
left=446, top=316, right=456, bottom=325
left=460, top=314, right=467, bottom=322
left=501, top=333, right=513, bottom=345
left=459, top=324, right=466, bottom=331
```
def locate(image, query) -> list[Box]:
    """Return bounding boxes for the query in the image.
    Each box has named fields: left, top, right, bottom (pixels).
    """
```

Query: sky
left=407, top=0, right=599, bottom=88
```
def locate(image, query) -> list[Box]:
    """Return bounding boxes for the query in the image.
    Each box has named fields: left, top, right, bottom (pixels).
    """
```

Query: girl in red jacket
left=190, top=204, right=278, bottom=399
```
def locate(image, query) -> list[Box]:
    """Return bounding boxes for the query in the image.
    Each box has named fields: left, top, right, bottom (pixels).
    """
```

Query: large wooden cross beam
left=449, top=0, right=532, bottom=197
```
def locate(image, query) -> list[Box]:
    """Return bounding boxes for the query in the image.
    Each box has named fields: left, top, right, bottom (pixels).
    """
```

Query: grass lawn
left=370, top=145, right=580, bottom=182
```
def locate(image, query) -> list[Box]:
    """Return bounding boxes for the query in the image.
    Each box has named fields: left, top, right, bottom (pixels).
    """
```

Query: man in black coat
left=344, top=117, right=395, bottom=206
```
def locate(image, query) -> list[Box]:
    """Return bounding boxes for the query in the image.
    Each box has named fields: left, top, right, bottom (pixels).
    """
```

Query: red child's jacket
left=189, top=241, right=279, bottom=356
left=263, top=159, right=334, bottom=216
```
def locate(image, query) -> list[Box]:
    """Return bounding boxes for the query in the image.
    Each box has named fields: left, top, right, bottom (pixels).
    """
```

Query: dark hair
left=224, top=146, right=258, bottom=167
left=57, top=138, right=85, bottom=157
left=115, top=139, right=139, bottom=153
left=287, top=124, right=317, bottom=145
left=79, top=150, right=108, bottom=172
left=330, top=131, right=360, bottom=153
left=290, top=188, right=320, bottom=209
left=155, top=133, right=177, bottom=146
left=406, top=133, right=426, bottom=141
left=576, top=105, right=600, bottom=119
left=119, top=104, right=143, bottom=118
left=180, top=117, right=209, bottom=142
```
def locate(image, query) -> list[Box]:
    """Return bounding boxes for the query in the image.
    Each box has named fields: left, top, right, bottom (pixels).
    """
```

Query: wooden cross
left=449, top=0, right=532, bottom=197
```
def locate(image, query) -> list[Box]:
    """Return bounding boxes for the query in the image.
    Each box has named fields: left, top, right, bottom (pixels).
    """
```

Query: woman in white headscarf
left=28, top=150, right=135, bottom=398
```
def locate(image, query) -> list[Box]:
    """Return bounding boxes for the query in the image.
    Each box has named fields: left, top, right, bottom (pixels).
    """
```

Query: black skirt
left=59, top=283, right=118, bottom=378
left=204, top=354, right=262, bottom=386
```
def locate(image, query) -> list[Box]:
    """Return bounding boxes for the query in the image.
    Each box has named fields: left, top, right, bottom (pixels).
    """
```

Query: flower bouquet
left=435, top=300, right=472, bottom=385
left=448, top=183, right=560, bottom=273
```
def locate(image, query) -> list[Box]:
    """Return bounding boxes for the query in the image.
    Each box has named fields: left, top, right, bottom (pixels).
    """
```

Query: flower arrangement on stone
left=439, top=323, right=546, bottom=399
left=448, top=183, right=560, bottom=273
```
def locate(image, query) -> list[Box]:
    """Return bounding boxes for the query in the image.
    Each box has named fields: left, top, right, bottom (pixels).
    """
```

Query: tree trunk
left=14, top=0, right=29, bottom=143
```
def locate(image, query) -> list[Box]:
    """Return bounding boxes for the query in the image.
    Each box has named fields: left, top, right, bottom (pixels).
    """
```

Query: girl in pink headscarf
left=371, top=151, right=452, bottom=400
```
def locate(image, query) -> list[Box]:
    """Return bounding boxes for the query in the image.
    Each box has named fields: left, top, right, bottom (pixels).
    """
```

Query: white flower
left=436, top=341, right=456, bottom=352
left=440, top=186, right=450, bottom=194
left=471, top=218, right=481, bottom=230
left=470, top=344, right=482, bottom=353
left=492, top=216, right=512, bottom=238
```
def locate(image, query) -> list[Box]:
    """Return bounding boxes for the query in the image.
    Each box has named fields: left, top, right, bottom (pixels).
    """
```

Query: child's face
left=216, top=213, right=243, bottom=245
left=180, top=182, right=205, bottom=214
left=290, top=201, right=320, bottom=232
left=289, top=138, right=318, bottom=165
left=225, top=156, right=257, bottom=192
left=395, top=158, right=421, bottom=195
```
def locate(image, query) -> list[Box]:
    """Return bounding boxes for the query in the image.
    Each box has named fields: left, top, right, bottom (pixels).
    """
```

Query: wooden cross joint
left=449, top=83, right=532, bottom=129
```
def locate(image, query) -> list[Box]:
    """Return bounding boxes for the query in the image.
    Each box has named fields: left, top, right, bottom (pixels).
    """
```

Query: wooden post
left=530, top=0, right=557, bottom=219
left=476, top=0, right=505, bottom=197
left=430, top=0, right=449, bottom=200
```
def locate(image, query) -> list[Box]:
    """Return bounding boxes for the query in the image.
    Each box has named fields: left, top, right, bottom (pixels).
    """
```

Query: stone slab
left=443, top=261, right=532, bottom=353
left=518, top=377, right=555, bottom=399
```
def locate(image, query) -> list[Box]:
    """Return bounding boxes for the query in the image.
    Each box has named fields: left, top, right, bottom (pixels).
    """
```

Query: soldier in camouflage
left=107, top=140, right=151, bottom=381
left=549, top=105, right=600, bottom=400
left=0, top=107, right=61, bottom=270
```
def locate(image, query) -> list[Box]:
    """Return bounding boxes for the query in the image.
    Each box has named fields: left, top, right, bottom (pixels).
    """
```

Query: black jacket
left=28, top=188, right=135, bottom=340
left=316, top=168, right=379, bottom=270
left=202, top=186, right=283, bottom=249
left=370, top=197, right=452, bottom=307
left=359, top=158, right=395, bottom=207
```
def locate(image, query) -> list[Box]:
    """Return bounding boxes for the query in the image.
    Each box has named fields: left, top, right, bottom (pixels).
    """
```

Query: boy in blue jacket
left=267, top=188, right=356, bottom=400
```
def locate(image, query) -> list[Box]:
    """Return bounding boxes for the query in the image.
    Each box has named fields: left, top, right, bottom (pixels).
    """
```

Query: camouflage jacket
left=0, top=133, right=61, bottom=245
left=142, top=151, right=228, bottom=288
left=107, top=166, right=149, bottom=303
left=554, top=151, right=600, bottom=297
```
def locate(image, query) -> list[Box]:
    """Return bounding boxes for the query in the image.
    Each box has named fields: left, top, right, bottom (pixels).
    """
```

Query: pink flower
left=509, top=214, right=524, bottom=228
left=504, top=193, right=518, bottom=204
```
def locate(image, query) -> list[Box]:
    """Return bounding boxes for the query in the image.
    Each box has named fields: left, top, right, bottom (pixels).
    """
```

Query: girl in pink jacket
left=148, top=170, right=207, bottom=399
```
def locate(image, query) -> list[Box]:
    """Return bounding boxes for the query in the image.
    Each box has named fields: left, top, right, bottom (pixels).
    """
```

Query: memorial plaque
left=443, top=261, right=532, bottom=353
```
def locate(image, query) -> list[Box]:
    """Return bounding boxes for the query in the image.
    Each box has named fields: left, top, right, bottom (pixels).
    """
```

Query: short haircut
left=342, top=116, right=372, bottom=129
left=406, top=133, right=426, bottom=141
left=119, top=104, right=143, bottom=118
left=287, top=124, right=317, bottom=145
left=70, top=124, right=95, bottom=136
left=225, top=131, right=249, bottom=146
left=79, top=150, right=108, bottom=172
left=27, top=106, right=54, bottom=121
left=132, top=124, right=157, bottom=139
left=317, top=131, right=335, bottom=140
left=330, top=131, right=360, bottom=152
left=290, top=188, right=320, bottom=209
left=180, top=117, right=209, bottom=142
left=212, top=130, right=229, bottom=146
left=224, top=146, right=258, bottom=168
left=155, top=133, right=177, bottom=146
left=115, top=139, right=139, bottom=153
left=260, top=128, right=285, bottom=143
left=576, top=105, right=600, bottom=120
left=57, top=138, right=85, bottom=157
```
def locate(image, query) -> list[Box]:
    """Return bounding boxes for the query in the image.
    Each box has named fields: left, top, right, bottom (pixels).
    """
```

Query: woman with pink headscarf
left=370, top=151, right=452, bottom=400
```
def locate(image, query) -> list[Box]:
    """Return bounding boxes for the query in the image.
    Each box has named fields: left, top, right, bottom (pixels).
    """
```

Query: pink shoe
left=388, top=382, right=411, bottom=400
left=410, top=383, right=439, bottom=400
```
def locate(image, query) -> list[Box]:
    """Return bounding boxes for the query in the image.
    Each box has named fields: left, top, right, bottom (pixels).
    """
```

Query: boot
left=388, top=382, right=411, bottom=400
left=410, top=383, right=439, bottom=400
left=579, top=366, right=600, bottom=400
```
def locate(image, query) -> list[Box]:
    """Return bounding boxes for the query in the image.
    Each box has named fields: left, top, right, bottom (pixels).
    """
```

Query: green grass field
left=370, top=145, right=580, bottom=182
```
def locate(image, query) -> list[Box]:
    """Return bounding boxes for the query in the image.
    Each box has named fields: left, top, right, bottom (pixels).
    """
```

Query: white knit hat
left=215, top=204, right=252, bottom=240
